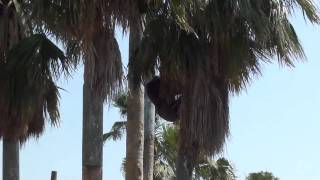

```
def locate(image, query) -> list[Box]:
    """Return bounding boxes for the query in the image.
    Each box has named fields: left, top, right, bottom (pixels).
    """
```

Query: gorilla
left=145, top=76, right=181, bottom=122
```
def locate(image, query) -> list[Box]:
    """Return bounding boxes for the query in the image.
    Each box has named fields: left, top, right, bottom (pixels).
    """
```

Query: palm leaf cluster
left=103, top=121, right=127, bottom=142
left=154, top=123, right=236, bottom=180
left=105, top=119, right=236, bottom=180
left=102, top=92, right=128, bottom=142
left=0, top=0, right=71, bottom=141
left=136, top=0, right=320, bottom=159
left=194, top=158, right=236, bottom=180
left=153, top=122, right=178, bottom=180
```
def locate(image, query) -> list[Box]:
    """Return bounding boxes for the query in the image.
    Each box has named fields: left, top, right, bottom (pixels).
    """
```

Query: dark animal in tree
left=146, top=76, right=180, bottom=122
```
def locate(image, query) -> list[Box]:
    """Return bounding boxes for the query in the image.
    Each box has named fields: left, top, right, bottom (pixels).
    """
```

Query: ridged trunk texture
left=125, top=22, right=145, bottom=180
left=82, top=58, right=103, bottom=180
left=3, top=139, right=19, bottom=180
left=176, top=145, right=193, bottom=180
left=176, top=131, right=195, bottom=180
left=143, top=77, right=155, bottom=180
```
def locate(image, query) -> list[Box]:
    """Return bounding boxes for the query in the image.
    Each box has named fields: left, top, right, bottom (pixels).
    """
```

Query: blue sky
left=1, top=13, right=320, bottom=180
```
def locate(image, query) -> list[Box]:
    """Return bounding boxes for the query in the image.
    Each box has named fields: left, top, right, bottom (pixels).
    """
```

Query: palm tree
left=135, top=1, right=320, bottom=179
left=0, top=2, right=71, bottom=180
left=126, top=17, right=145, bottom=180
left=126, top=1, right=199, bottom=178
left=21, top=1, right=125, bottom=179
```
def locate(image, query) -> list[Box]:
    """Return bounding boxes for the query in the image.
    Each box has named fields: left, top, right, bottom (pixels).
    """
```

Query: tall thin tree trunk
left=51, top=171, right=57, bottom=180
left=176, top=132, right=194, bottom=180
left=3, top=3, right=21, bottom=179
left=82, top=58, right=103, bottom=180
left=125, top=22, right=144, bottom=180
left=3, top=139, right=19, bottom=180
left=176, top=145, right=193, bottom=180
left=143, top=77, right=155, bottom=180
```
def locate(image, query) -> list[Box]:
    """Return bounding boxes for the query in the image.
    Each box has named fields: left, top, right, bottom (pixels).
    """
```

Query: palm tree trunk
left=176, top=155, right=193, bottom=180
left=143, top=78, right=155, bottom=180
left=3, top=139, right=19, bottom=180
left=125, top=22, right=145, bottom=180
left=3, top=3, right=21, bottom=179
left=176, top=146, right=193, bottom=180
left=82, top=57, right=103, bottom=180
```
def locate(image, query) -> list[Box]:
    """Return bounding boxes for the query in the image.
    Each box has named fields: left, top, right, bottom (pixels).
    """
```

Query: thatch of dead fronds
left=0, top=1, right=71, bottom=141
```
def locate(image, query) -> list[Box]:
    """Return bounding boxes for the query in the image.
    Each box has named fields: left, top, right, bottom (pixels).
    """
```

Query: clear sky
left=1, top=13, right=320, bottom=180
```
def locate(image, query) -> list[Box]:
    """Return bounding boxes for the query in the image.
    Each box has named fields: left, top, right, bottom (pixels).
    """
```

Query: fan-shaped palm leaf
left=0, top=33, right=71, bottom=141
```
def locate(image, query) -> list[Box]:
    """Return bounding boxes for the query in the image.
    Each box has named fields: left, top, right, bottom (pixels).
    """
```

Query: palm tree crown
left=0, top=0, right=71, bottom=141
left=136, top=0, right=320, bottom=160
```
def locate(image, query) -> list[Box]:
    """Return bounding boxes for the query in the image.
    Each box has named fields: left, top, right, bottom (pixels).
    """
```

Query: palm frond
left=103, top=121, right=127, bottom=142
left=112, top=92, right=128, bottom=117
left=6, top=33, right=71, bottom=78
left=194, top=158, right=236, bottom=180
left=0, top=34, right=71, bottom=141
left=21, top=0, right=124, bottom=101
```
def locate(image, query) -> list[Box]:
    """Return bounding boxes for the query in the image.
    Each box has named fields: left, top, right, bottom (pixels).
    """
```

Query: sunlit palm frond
left=153, top=159, right=175, bottom=180
left=194, top=158, right=236, bottom=180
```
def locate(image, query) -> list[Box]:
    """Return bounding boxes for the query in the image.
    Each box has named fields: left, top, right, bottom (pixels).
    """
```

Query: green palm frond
left=103, top=93, right=128, bottom=142
left=154, top=124, right=179, bottom=172
left=154, top=122, right=236, bottom=180
left=103, top=121, right=127, bottom=142
left=194, top=158, right=236, bottom=180
left=153, top=159, right=175, bottom=180
left=112, top=92, right=128, bottom=117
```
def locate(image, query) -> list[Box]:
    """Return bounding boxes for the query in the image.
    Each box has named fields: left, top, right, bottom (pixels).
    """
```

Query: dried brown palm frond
left=0, top=1, right=70, bottom=141
left=0, top=33, right=71, bottom=141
